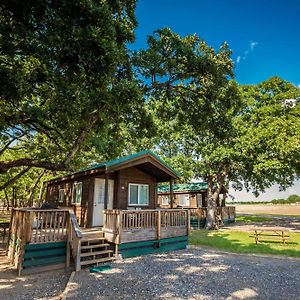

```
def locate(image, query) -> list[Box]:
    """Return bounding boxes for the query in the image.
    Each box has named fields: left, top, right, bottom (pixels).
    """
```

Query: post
left=157, top=210, right=161, bottom=240
left=187, top=210, right=191, bottom=235
left=66, top=216, right=71, bottom=268
left=170, top=179, right=174, bottom=209
left=104, top=172, right=109, bottom=210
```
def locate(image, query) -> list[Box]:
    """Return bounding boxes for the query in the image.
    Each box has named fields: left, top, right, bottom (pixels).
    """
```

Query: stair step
left=80, top=250, right=113, bottom=257
left=81, top=237, right=106, bottom=242
left=81, top=243, right=110, bottom=250
left=80, top=256, right=115, bottom=266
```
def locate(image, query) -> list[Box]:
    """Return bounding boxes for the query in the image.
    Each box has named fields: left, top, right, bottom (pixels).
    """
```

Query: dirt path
left=224, top=215, right=300, bottom=232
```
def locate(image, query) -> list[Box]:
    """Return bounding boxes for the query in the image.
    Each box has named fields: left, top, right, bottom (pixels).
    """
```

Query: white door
left=93, top=178, right=114, bottom=226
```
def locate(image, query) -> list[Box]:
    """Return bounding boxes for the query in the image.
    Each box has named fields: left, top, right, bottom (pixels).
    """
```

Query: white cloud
left=236, top=40, right=259, bottom=64
left=250, top=41, right=259, bottom=50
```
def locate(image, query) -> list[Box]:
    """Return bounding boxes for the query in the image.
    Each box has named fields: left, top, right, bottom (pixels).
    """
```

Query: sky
left=132, top=0, right=300, bottom=86
left=132, top=0, right=300, bottom=201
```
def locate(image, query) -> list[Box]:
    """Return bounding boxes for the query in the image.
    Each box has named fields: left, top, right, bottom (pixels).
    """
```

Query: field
left=235, top=204, right=300, bottom=216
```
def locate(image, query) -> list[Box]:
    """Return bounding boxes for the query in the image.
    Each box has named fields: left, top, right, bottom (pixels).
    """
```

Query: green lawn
left=235, top=215, right=273, bottom=223
left=189, top=230, right=300, bottom=257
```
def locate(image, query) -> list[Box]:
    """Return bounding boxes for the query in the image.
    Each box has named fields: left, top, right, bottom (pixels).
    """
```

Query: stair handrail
left=67, top=210, right=82, bottom=271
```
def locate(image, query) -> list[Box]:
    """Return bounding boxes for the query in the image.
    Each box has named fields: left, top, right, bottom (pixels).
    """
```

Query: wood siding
left=46, top=177, right=93, bottom=227
left=115, top=167, right=156, bottom=210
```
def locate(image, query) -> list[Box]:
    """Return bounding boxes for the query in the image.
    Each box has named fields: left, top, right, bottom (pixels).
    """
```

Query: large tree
left=134, top=29, right=300, bottom=229
left=0, top=0, right=147, bottom=190
left=134, top=28, right=241, bottom=228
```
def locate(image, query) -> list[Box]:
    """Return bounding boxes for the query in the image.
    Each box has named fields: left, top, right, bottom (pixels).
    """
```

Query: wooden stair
left=79, top=229, right=115, bottom=268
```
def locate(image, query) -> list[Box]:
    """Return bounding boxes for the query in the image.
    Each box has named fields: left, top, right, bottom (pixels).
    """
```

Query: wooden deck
left=103, top=209, right=190, bottom=244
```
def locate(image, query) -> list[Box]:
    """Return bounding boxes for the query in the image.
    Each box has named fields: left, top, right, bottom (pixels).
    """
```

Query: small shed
left=46, top=150, right=180, bottom=227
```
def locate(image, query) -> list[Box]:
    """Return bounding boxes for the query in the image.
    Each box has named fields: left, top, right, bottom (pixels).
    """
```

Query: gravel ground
left=0, top=241, right=71, bottom=300
left=65, top=248, right=300, bottom=300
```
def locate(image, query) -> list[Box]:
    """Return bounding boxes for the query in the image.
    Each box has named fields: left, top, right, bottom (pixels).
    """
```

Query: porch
left=6, top=207, right=190, bottom=275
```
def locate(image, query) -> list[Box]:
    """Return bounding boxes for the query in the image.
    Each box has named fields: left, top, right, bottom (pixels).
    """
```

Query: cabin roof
left=158, top=182, right=208, bottom=194
left=47, top=150, right=180, bottom=184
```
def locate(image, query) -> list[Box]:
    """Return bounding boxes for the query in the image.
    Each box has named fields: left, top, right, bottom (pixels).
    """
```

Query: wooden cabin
left=7, top=151, right=190, bottom=275
left=46, top=150, right=180, bottom=227
left=157, top=182, right=236, bottom=227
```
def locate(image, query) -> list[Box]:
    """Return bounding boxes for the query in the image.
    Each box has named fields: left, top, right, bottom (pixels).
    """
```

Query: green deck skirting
left=23, top=241, right=66, bottom=268
left=119, top=236, right=188, bottom=258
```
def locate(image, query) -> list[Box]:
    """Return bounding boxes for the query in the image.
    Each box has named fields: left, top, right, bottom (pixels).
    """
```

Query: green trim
left=119, top=236, right=188, bottom=258
left=24, top=248, right=66, bottom=259
left=23, top=255, right=66, bottom=267
left=25, top=241, right=66, bottom=250
left=48, top=150, right=180, bottom=183
left=23, top=241, right=66, bottom=268
left=158, top=182, right=208, bottom=193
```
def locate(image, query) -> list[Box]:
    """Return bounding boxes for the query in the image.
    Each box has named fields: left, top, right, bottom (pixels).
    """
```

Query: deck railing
left=7, top=208, right=82, bottom=274
left=189, top=206, right=236, bottom=227
left=103, top=209, right=190, bottom=246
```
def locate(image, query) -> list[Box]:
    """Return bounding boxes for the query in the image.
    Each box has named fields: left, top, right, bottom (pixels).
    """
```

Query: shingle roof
left=158, top=182, right=208, bottom=193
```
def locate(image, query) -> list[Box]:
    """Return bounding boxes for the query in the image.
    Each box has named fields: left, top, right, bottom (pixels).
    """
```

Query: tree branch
left=64, top=110, right=99, bottom=165
left=0, top=159, right=68, bottom=174
left=0, top=167, right=31, bottom=191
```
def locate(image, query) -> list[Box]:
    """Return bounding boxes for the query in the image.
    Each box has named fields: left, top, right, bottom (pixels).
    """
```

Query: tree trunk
left=205, top=176, right=225, bottom=230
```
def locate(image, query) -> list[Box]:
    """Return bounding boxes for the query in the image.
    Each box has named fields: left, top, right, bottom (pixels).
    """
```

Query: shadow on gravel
left=65, top=247, right=300, bottom=300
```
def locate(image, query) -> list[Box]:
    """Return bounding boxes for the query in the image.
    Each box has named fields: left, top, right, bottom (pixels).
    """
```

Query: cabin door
left=93, top=178, right=114, bottom=226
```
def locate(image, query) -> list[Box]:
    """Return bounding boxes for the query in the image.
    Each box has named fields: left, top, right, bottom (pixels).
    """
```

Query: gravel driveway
left=65, top=248, right=300, bottom=300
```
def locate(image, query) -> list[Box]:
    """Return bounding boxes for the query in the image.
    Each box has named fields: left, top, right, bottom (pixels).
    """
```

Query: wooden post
left=187, top=210, right=191, bottom=235
left=170, top=179, right=174, bottom=209
left=66, top=216, right=71, bottom=268
left=75, top=239, right=81, bottom=272
left=157, top=210, right=161, bottom=240
left=104, top=173, right=109, bottom=210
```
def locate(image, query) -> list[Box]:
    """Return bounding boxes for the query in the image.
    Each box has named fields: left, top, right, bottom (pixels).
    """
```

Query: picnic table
left=251, top=228, right=290, bottom=245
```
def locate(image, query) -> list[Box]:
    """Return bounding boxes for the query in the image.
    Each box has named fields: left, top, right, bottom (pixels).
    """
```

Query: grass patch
left=236, top=215, right=273, bottom=223
left=189, top=230, right=300, bottom=257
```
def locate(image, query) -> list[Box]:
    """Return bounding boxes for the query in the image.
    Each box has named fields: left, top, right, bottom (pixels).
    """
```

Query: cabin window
left=128, top=184, right=149, bottom=206
left=162, top=196, right=169, bottom=206
left=72, top=182, right=82, bottom=204
left=178, top=194, right=190, bottom=206
left=58, top=189, right=65, bottom=203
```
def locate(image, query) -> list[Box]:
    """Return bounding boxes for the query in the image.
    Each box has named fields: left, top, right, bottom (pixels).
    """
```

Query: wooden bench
left=250, top=228, right=290, bottom=245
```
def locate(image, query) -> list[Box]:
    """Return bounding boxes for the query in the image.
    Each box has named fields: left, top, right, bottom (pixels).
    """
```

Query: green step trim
left=25, top=241, right=66, bottom=251
left=24, top=248, right=66, bottom=259
left=118, top=235, right=187, bottom=250
left=119, top=236, right=188, bottom=258
left=23, top=255, right=66, bottom=267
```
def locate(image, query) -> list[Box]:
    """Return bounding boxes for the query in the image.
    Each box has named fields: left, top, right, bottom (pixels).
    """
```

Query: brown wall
left=46, top=166, right=158, bottom=227
left=46, top=176, right=94, bottom=227
left=115, top=167, right=156, bottom=210
left=157, top=192, right=207, bottom=208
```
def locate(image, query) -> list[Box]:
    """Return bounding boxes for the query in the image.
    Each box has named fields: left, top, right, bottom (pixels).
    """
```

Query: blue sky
left=132, top=0, right=300, bottom=86
left=133, top=1, right=300, bottom=200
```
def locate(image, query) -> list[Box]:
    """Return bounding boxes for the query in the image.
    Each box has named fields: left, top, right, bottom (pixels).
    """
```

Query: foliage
left=134, top=29, right=300, bottom=229
left=189, top=230, right=300, bottom=257
left=0, top=0, right=148, bottom=178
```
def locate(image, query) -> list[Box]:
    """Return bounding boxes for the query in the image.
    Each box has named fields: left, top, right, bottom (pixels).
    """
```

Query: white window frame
left=72, top=182, right=82, bottom=205
left=128, top=183, right=149, bottom=206
left=58, top=188, right=65, bottom=203
left=162, top=196, right=169, bottom=206
left=178, top=194, right=190, bottom=207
